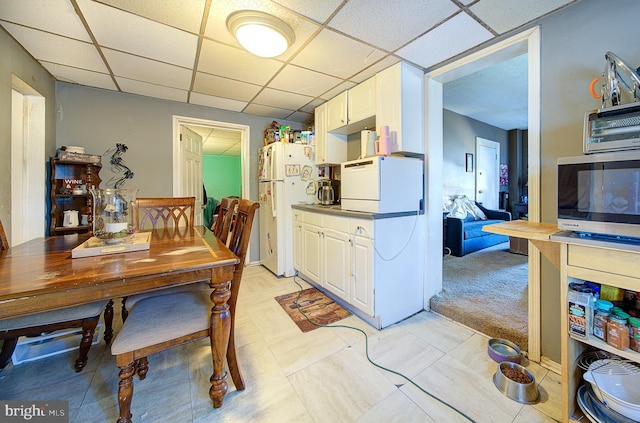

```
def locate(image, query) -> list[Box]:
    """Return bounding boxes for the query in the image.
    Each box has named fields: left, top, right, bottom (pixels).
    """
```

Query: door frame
left=11, top=75, right=46, bottom=247
left=425, top=27, right=542, bottom=363
left=172, top=116, right=251, bottom=258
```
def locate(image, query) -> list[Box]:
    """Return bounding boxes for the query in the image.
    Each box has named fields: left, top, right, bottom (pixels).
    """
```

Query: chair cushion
left=124, top=282, right=208, bottom=310
left=111, top=289, right=210, bottom=355
left=0, top=301, right=109, bottom=331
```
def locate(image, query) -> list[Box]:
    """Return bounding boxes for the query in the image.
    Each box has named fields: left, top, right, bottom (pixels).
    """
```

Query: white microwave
left=340, top=156, right=423, bottom=213
left=558, top=151, right=640, bottom=239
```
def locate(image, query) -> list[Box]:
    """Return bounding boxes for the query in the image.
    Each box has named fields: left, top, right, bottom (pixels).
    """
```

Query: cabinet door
left=323, top=228, right=350, bottom=302
left=351, top=235, right=374, bottom=316
left=314, top=104, right=327, bottom=165
left=292, top=213, right=304, bottom=273
left=376, top=62, right=423, bottom=154
left=348, top=76, right=376, bottom=124
left=326, top=91, right=348, bottom=132
left=302, top=223, right=322, bottom=284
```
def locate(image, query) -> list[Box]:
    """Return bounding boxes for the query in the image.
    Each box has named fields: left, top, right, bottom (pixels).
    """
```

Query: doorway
left=172, top=116, right=251, bottom=259
left=10, top=75, right=46, bottom=247
left=425, top=27, right=541, bottom=362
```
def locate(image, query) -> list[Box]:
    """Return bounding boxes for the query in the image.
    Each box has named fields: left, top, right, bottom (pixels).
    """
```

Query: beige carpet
left=430, top=242, right=528, bottom=350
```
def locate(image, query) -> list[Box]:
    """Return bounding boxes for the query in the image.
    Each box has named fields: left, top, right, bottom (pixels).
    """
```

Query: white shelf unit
left=12, top=323, right=103, bottom=365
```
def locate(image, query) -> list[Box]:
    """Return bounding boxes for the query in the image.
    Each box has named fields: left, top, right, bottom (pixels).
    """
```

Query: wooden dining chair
left=211, top=197, right=239, bottom=243
left=0, top=218, right=108, bottom=372
left=110, top=199, right=259, bottom=422
left=120, top=197, right=196, bottom=321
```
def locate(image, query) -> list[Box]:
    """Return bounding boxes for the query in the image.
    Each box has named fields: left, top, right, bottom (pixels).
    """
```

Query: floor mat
left=275, top=288, right=351, bottom=332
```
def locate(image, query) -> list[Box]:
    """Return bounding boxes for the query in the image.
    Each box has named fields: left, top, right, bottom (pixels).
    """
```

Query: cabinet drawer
left=304, top=211, right=323, bottom=227
left=568, top=244, right=640, bottom=278
left=350, top=219, right=373, bottom=239
left=293, top=210, right=304, bottom=222
left=323, top=214, right=349, bottom=233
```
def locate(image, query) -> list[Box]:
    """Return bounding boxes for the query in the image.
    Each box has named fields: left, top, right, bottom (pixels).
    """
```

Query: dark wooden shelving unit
left=50, top=158, right=101, bottom=236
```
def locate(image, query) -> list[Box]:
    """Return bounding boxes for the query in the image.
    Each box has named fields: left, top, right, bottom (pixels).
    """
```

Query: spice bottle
left=607, top=315, right=630, bottom=350
left=593, top=310, right=610, bottom=342
left=629, top=317, right=640, bottom=353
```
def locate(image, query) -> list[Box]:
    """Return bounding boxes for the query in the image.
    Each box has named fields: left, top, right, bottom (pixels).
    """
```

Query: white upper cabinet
left=314, top=102, right=347, bottom=165
left=347, top=76, right=376, bottom=125
left=375, top=62, right=424, bottom=154
left=326, top=91, right=348, bottom=132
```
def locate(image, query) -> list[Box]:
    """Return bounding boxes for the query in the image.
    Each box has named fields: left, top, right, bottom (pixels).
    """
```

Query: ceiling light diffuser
left=226, top=10, right=295, bottom=58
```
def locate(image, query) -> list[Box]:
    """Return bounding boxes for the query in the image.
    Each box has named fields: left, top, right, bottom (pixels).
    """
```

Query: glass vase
left=90, top=188, right=138, bottom=243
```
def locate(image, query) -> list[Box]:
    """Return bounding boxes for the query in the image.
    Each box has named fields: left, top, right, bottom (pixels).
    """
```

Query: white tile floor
left=0, top=265, right=562, bottom=422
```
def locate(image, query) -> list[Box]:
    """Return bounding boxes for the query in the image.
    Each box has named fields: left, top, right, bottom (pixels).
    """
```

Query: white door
left=11, top=85, right=45, bottom=246
left=302, top=222, right=322, bottom=284
left=180, top=126, right=203, bottom=226
left=476, top=138, right=500, bottom=209
left=351, top=235, right=374, bottom=316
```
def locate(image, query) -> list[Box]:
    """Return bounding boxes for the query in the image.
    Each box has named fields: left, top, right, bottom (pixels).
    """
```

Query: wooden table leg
left=116, top=360, right=135, bottom=423
left=209, top=279, right=231, bottom=408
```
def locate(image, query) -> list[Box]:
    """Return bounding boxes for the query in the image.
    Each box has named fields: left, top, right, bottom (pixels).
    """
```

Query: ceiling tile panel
left=189, top=92, right=247, bottom=112
left=253, top=88, right=314, bottom=110
left=1, top=23, right=108, bottom=72
left=198, top=39, right=283, bottom=85
left=76, top=0, right=197, bottom=68
left=328, top=0, right=459, bottom=52
left=0, top=0, right=91, bottom=41
left=396, top=12, right=493, bottom=70
left=470, top=0, right=575, bottom=34
left=204, top=0, right=321, bottom=61
left=116, top=77, right=188, bottom=102
left=243, top=103, right=293, bottom=119
left=320, top=81, right=356, bottom=101
left=349, top=55, right=400, bottom=83
left=291, top=29, right=386, bottom=79
left=40, top=61, right=117, bottom=91
left=268, top=64, right=342, bottom=97
left=95, top=0, right=205, bottom=33
left=300, top=98, right=324, bottom=113
left=103, top=49, right=192, bottom=89
left=193, top=72, right=261, bottom=101
left=271, top=0, right=344, bottom=24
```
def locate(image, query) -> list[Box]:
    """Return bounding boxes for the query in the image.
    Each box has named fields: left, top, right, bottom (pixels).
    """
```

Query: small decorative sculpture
left=104, top=143, right=134, bottom=188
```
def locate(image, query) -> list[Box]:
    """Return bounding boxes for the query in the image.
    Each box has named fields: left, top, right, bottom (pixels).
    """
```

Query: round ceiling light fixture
left=226, top=10, right=295, bottom=58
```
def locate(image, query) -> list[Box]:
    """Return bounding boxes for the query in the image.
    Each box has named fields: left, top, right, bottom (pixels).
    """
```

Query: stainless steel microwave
left=584, top=102, right=640, bottom=154
left=558, top=151, right=640, bottom=239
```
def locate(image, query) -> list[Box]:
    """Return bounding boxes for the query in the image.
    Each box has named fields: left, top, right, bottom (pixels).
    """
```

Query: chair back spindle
left=133, top=197, right=195, bottom=231
left=212, top=197, right=239, bottom=243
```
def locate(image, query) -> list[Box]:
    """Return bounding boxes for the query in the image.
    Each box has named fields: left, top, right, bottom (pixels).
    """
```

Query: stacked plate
left=581, top=359, right=640, bottom=422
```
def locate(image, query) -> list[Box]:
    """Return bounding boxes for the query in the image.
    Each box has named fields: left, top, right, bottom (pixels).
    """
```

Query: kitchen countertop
left=292, top=203, right=422, bottom=220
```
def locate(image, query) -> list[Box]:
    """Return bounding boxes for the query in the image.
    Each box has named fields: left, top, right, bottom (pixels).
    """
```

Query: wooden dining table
left=0, top=226, right=239, bottom=410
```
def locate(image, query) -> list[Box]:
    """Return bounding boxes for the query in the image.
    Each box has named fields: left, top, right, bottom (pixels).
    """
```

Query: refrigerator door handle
left=270, top=181, right=277, bottom=218
left=269, top=145, right=275, bottom=181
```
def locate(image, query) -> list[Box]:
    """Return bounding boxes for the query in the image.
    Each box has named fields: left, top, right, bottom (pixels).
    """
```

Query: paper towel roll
left=361, top=130, right=376, bottom=158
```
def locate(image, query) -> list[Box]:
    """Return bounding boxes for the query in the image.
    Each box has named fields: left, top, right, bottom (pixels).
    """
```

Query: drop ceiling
left=1, top=0, right=577, bottom=139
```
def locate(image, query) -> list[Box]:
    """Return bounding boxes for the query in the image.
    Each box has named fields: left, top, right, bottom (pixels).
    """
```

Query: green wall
left=203, top=155, right=241, bottom=201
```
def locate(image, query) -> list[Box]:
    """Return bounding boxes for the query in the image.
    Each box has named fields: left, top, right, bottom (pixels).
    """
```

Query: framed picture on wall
left=466, top=153, right=474, bottom=172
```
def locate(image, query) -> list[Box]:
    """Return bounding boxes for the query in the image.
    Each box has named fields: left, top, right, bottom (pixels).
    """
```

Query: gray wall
left=56, top=82, right=304, bottom=261
left=442, top=109, right=508, bottom=199
left=536, top=0, right=640, bottom=361
left=0, top=29, right=57, bottom=242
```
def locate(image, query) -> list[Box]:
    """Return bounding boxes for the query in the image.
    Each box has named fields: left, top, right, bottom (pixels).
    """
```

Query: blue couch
left=445, top=203, right=511, bottom=257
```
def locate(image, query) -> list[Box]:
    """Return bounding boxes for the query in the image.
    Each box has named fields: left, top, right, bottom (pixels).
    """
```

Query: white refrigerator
left=259, top=142, right=316, bottom=277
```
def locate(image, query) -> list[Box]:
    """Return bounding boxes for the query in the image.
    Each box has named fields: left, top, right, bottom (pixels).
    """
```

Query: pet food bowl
left=493, top=361, right=539, bottom=404
left=583, top=360, right=640, bottom=421
left=488, top=338, right=522, bottom=363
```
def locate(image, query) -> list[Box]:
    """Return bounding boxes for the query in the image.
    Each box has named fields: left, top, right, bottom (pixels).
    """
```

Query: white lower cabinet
left=293, top=208, right=422, bottom=328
